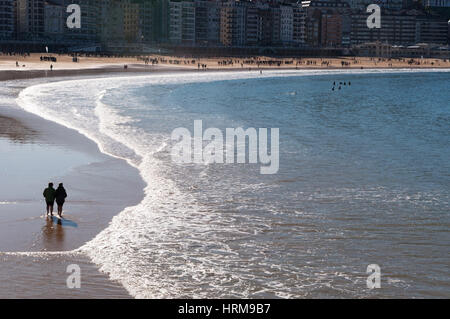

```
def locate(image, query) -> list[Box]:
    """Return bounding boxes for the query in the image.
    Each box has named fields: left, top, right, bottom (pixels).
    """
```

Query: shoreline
left=0, top=70, right=149, bottom=252
left=0, top=64, right=195, bottom=82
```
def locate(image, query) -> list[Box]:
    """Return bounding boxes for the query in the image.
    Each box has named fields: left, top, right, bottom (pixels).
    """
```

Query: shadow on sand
left=51, top=216, right=78, bottom=228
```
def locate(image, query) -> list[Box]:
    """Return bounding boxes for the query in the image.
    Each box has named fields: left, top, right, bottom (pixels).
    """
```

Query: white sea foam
left=15, top=68, right=449, bottom=298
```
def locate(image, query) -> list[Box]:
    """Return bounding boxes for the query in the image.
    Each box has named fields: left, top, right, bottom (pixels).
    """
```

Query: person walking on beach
left=55, top=183, right=67, bottom=218
left=43, top=183, right=56, bottom=216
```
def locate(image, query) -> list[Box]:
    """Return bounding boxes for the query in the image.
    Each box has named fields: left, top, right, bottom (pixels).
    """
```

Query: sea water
left=17, top=69, right=450, bottom=298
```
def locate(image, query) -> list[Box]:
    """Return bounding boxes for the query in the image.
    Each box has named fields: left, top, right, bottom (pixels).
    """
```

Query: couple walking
left=43, top=183, right=67, bottom=217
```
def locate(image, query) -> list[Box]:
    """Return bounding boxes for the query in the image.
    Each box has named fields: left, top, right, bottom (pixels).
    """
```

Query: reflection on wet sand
left=0, top=115, right=37, bottom=143
left=42, top=216, right=65, bottom=250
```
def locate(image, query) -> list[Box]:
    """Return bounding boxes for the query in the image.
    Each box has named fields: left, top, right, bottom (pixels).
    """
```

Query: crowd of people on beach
left=40, top=56, right=57, bottom=62
left=133, top=55, right=372, bottom=70
left=132, top=55, right=447, bottom=70
left=1, top=51, right=448, bottom=72
left=0, top=51, right=31, bottom=57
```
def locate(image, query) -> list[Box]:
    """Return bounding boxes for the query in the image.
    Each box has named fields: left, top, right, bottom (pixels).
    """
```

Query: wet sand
left=0, top=114, right=37, bottom=143
left=0, top=252, right=131, bottom=298
left=0, top=64, right=191, bottom=82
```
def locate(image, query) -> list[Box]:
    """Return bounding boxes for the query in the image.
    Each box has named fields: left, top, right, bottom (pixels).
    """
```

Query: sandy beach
left=1, top=53, right=449, bottom=75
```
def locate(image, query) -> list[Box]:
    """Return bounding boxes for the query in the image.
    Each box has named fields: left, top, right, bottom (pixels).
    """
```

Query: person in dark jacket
left=55, top=183, right=67, bottom=217
left=43, top=183, right=56, bottom=216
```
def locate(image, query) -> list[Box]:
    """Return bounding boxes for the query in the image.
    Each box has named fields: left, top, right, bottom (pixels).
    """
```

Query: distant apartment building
left=195, top=0, right=221, bottom=45
left=14, top=0, right=70, bottom=41
left=341, top=13, right=351, bottom=46
left=151, top=0, right=170, bottom=43
left=97, top=0, right=164, bottom=52
left=302, top=0, right=350, bottom=47
left=280, top=5, right=294, bottom=45
left=220, top=0, right=247, bottom=46
left=169, top=1, right=182, bottom=43
left=194, top=1, right=208, bottom=44
left=304, top=10, right=320, bottom=46
left=354, top=42, right=450, bottom=58
left=259, top=8, right=274, bottom=45
left=100, top=0, right=146, bottom=44
left=301, top=0, right=351, bottom=11
left=292, top=4, right=307, bottom=45
left=321, top=13, right=342, bottom=46
left=351, top=8, right=449, bottom=46
left=169, top=1, right=196, bottom=44
left=100, top=0, right=125, bottom=45
left=415, top=17, right=449, bottom=44
left=17, top=0, right=45, bottom=39
left=63, top=0, right=100, bottom=43
left=2, top=0, right=447, bottom=51
left=245, top=4, right=259, bottom=45
left=44, top=1, right=64, bottom=38
left=180, top=1, right=196, bottom=44
left=220, top=0, right=293, bottom=47
left=135, top=0, right=154, bottom=43
left=348, top=0, right=403, bottom=10
left=123, top=0, right=140, bottom=42
left=0, top=0, right=15, bottom=40
left=386, top=0, right=404, bottom=9
left=424, top=0, right=450, bottom=7
left=219, top=4, right=233, bottom=46
left=351, top=12, right=416, bottom=45
left=97, top=0, right=169, bottom=47
left=270, top=6, right=282, bottom=45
